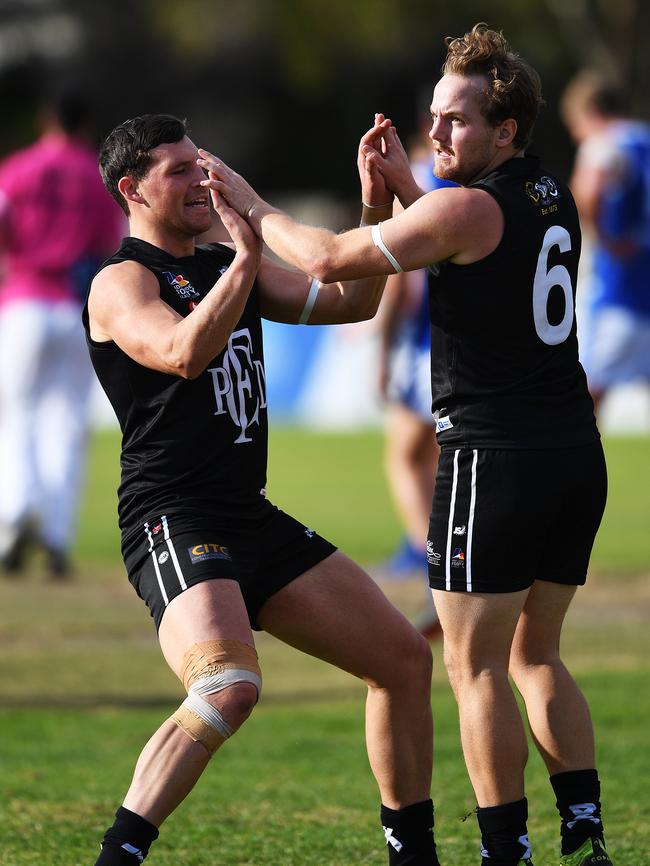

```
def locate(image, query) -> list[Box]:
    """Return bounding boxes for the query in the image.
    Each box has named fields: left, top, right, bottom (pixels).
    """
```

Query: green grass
left=73, top=428, right=650, bottom=573
left=0, top=669, right=647, bottom=865
left=0, top=428, right=648, bottom=865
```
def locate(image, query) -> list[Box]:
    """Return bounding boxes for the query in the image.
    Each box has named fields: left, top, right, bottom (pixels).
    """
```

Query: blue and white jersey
left=581, top=121, right=650, bottom=317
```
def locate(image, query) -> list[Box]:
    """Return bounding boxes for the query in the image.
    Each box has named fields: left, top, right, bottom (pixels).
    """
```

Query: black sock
left=94, top=806, right=160, bottom=865
left=477, top=798, right=530, bottom=865
left=380, top=799, right=441, bottom=866
left=550, top=769, right=604, bottom=855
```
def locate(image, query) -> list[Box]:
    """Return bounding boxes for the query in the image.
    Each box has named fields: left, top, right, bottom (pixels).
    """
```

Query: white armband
left=298, top=277, right=320, bottom=324
left=371, top=223, right=403, bottom=273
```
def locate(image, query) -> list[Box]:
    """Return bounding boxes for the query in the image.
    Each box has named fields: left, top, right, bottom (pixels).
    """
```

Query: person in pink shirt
left=0, top=90, right=123, bottom=577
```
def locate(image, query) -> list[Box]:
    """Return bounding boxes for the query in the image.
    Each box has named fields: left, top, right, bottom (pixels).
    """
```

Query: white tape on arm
left=371, top=223, right=403, bottom=273
left=298, top=277, right=320, bottom=324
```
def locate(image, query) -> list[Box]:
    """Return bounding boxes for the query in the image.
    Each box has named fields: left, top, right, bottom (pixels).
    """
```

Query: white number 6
left=532, top=225, right=574, bottom=345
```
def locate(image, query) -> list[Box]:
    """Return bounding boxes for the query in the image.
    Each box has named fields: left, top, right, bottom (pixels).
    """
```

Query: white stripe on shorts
left=144, top=521, right=169, bottom=606
left=162, top=514, right=188, bottom=591
left=445, top=449, right=460, bottom=591
left=466, top=449, right=478, bottom=592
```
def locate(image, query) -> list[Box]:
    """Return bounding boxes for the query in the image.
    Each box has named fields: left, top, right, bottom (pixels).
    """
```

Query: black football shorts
left=427, top=441, right=607, bottom=593
left=125, top=502, right=337, bottom=631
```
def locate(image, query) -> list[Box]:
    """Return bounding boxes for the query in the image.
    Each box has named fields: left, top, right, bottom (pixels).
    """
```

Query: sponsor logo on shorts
left=158, top=551, right=169, bottom=564
left=427, top=540, right=442, bottom=565
left=453, top=525, right=466, bottom=536
left=305, top=528, right=314, bottom=538
left=188, top=543, right=232, bottom=563
left=451, top=548, right=465, bottom=568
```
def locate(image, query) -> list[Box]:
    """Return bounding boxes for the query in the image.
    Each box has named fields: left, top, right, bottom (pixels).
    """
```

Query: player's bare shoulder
left=88, top=259, right=160, bottom=343
left=442, top=186, right=504, bottom=264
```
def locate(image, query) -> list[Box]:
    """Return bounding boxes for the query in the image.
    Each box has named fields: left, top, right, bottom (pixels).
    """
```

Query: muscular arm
left=242, top=186, right=501, bottom=282
left=255, top=254, right=388, bottom=325
left=88, top=249, right=259, bottom=379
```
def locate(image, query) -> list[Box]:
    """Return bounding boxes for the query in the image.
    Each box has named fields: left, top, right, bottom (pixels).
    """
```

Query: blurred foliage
left=0, top=0, right=648, bottom=195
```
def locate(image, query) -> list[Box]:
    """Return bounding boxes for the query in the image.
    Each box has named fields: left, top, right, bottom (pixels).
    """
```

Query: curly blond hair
left=442, top=23, right=544, bottom=149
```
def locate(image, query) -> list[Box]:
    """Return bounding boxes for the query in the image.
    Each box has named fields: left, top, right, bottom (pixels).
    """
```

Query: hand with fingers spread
left=197, top=149, right=266, bottom=226
left=210, top=184, right=262, bottom=267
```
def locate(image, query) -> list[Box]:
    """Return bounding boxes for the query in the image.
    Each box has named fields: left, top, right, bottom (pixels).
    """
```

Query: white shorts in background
left=579, top=304, right=650, bottom=392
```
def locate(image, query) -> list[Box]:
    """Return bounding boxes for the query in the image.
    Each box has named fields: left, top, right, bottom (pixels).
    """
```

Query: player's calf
left=94, top=640, right=262, bottom=864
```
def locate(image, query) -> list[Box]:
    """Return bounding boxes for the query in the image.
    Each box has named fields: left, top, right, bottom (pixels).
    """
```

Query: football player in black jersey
left=204, top=22, right=613, bottom=866
left=86, top=115, right=441, bottom=866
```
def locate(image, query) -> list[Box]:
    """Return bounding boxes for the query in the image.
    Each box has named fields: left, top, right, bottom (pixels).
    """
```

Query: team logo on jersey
left=207, top=327, right=267, bottom=444
left=162, top=271, right=201, bottom=299
left=525, top=176, right=560, bottom=207
left=451, top=548, right=465, bottom=567
left=188, top=542, right=232, bottom=563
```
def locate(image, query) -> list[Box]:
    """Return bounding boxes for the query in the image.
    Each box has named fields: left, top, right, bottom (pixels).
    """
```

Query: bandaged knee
left=170, top=640, right=262, bottom=756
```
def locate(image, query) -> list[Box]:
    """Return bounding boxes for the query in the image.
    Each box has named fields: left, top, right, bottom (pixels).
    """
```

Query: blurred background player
left=377, top=127, right=454, bottom=641
left=0, top=88, right=123, bottom=577
left=560, top=70, right=650, bottom=417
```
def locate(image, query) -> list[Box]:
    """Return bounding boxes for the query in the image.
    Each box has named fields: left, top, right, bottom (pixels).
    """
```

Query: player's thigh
left=257, top=550, right=430, bottom=686
left=510, top=580, right=577, bottom=667
left=128, top=521, right=257, bottom=678
left=432, top=587, right=529, bottom=674
left=159, top=579, right=256, bottom=678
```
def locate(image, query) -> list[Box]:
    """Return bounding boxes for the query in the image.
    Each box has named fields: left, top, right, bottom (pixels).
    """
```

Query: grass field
left=0, top=429, right=648, bottom=865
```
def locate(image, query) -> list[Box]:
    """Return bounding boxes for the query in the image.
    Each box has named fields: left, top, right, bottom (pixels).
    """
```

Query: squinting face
left=429, top=74, right=503, bottom=185
left=134, top=136, right=211, bottom=236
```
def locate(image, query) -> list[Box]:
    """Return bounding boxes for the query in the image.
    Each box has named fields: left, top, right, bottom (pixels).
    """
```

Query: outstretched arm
left=200, top=117, right=400, bottom=324
left=200, top=156, right=500, bottom=282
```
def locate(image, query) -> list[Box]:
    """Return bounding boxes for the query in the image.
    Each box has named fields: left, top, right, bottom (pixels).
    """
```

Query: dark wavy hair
left=99, top=114, right=187, bottom=214
left=441, top=23, right=544, bottom=150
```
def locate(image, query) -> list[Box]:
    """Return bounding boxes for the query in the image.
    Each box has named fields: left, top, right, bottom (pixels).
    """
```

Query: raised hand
left=213, top=193, right=263, bottom=264
left=360, top=122, right=423, bottom=209
left=197, top=149, right=262, bottom=223
left=357, top=113, right=394, bottom=208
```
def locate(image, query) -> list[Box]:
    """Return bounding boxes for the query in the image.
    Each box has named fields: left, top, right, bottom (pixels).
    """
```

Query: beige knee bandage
left=171, top=640, right=262, bottom=756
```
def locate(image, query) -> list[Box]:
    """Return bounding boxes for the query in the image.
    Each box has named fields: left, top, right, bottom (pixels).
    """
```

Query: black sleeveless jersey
left=428, top=154, right=599, bottom=449
left=82, top=237, right=268, bottom=558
